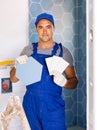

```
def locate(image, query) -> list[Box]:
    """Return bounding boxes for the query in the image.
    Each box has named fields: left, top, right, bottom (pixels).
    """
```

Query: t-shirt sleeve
left=62, top=46, right=73, bottom=66
left=20, top=44, right=33, bottom=57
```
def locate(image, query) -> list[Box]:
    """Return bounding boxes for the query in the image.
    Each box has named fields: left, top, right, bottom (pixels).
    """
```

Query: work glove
left=16, top=55, right=28, bottom=64
left=52, top=71, right=67, bottom=87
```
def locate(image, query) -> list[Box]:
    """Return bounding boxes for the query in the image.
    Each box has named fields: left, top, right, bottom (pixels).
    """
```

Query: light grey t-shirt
left=20, top=43, right=73, bottom=66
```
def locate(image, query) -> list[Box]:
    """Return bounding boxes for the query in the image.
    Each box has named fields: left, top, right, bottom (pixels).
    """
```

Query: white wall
left=87, top=0, right=97, bottom=130
left=0, top=0, right=29, bottom=61
left=93, top=0, right=97, bottom=129
left=87, top=0, right=93, bottom=130
left=0, top=0, right=29, bottom=129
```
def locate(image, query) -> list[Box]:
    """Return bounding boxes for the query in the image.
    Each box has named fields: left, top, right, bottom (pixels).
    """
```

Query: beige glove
left=52, top=71, right=67, bottom=87
left=16, top=55, right=28, bottom=64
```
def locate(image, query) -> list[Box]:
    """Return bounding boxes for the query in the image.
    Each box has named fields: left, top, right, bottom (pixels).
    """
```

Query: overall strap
left=52, top=43, right=63, bottom=57
left=51, top=43, right=59, bottom=55
left=32, top=42, right=38, bottom=54
left=58, top=43, right=63, bottom=57
left=32, top=42, right=63, bottom=57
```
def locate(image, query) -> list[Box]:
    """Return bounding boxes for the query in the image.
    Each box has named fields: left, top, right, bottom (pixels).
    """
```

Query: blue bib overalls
left=23, top=43, right=66, bottom=130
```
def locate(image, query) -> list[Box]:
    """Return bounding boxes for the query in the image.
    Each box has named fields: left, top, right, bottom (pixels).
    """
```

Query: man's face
left=36, top=19, right=55, bottom=43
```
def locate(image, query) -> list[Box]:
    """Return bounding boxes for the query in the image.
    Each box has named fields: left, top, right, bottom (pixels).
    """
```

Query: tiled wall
left=29, top=0, right=86, bottom=129
left=77, top=0, right=86, bottom=129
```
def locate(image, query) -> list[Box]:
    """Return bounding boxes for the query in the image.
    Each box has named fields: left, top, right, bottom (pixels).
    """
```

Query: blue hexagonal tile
left=51, top=5, right=64, bottom=18
left=63, top=13, right=74, bottom=27
left=62, top=0, right=74, bottom=12
left=30, top=3, right=42, bottom=17
left=40, top=0, right=53, bottom=11
left=63, top=28, right=74, bottom=41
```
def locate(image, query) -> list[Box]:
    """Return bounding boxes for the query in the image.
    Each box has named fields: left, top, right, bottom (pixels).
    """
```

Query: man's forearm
left=64, top=77, right=78, bottom=89
left=10, top=67, right=19, bottom=83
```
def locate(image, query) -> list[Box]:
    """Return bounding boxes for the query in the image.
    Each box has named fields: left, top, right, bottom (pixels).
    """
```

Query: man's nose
left=43, top=28, right=47, bottom=33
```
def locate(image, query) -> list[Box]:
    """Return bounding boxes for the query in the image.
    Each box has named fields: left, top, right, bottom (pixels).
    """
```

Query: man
left=10, top=13, right=78, bottom=130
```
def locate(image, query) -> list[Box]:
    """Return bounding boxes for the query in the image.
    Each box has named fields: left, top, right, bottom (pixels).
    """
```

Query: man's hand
left=52, top=71, right=67, bottom=87
left=16, top=55, right=28, bottom=64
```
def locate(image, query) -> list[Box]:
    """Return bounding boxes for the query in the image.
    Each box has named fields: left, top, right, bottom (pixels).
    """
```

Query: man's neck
left=38, top=41, right=55, bottom=49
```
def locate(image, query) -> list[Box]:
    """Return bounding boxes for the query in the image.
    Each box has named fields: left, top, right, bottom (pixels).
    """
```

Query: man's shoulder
left=23, top=44, right=34, bottom=51
left=20, top=44, right=33, bottom=56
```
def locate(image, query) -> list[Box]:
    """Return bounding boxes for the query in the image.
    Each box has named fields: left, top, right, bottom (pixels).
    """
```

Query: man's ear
left=53, top=26, right=55, bottom=32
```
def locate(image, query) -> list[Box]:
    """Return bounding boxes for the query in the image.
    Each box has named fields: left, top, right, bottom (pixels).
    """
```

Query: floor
left=67, top=126, right=85, bottom=130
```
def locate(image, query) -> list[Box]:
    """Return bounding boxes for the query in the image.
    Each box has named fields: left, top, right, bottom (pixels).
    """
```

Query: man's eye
left=38, top=26, right=42, bottom=29
left=47, top=25, right=51, bottom=29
